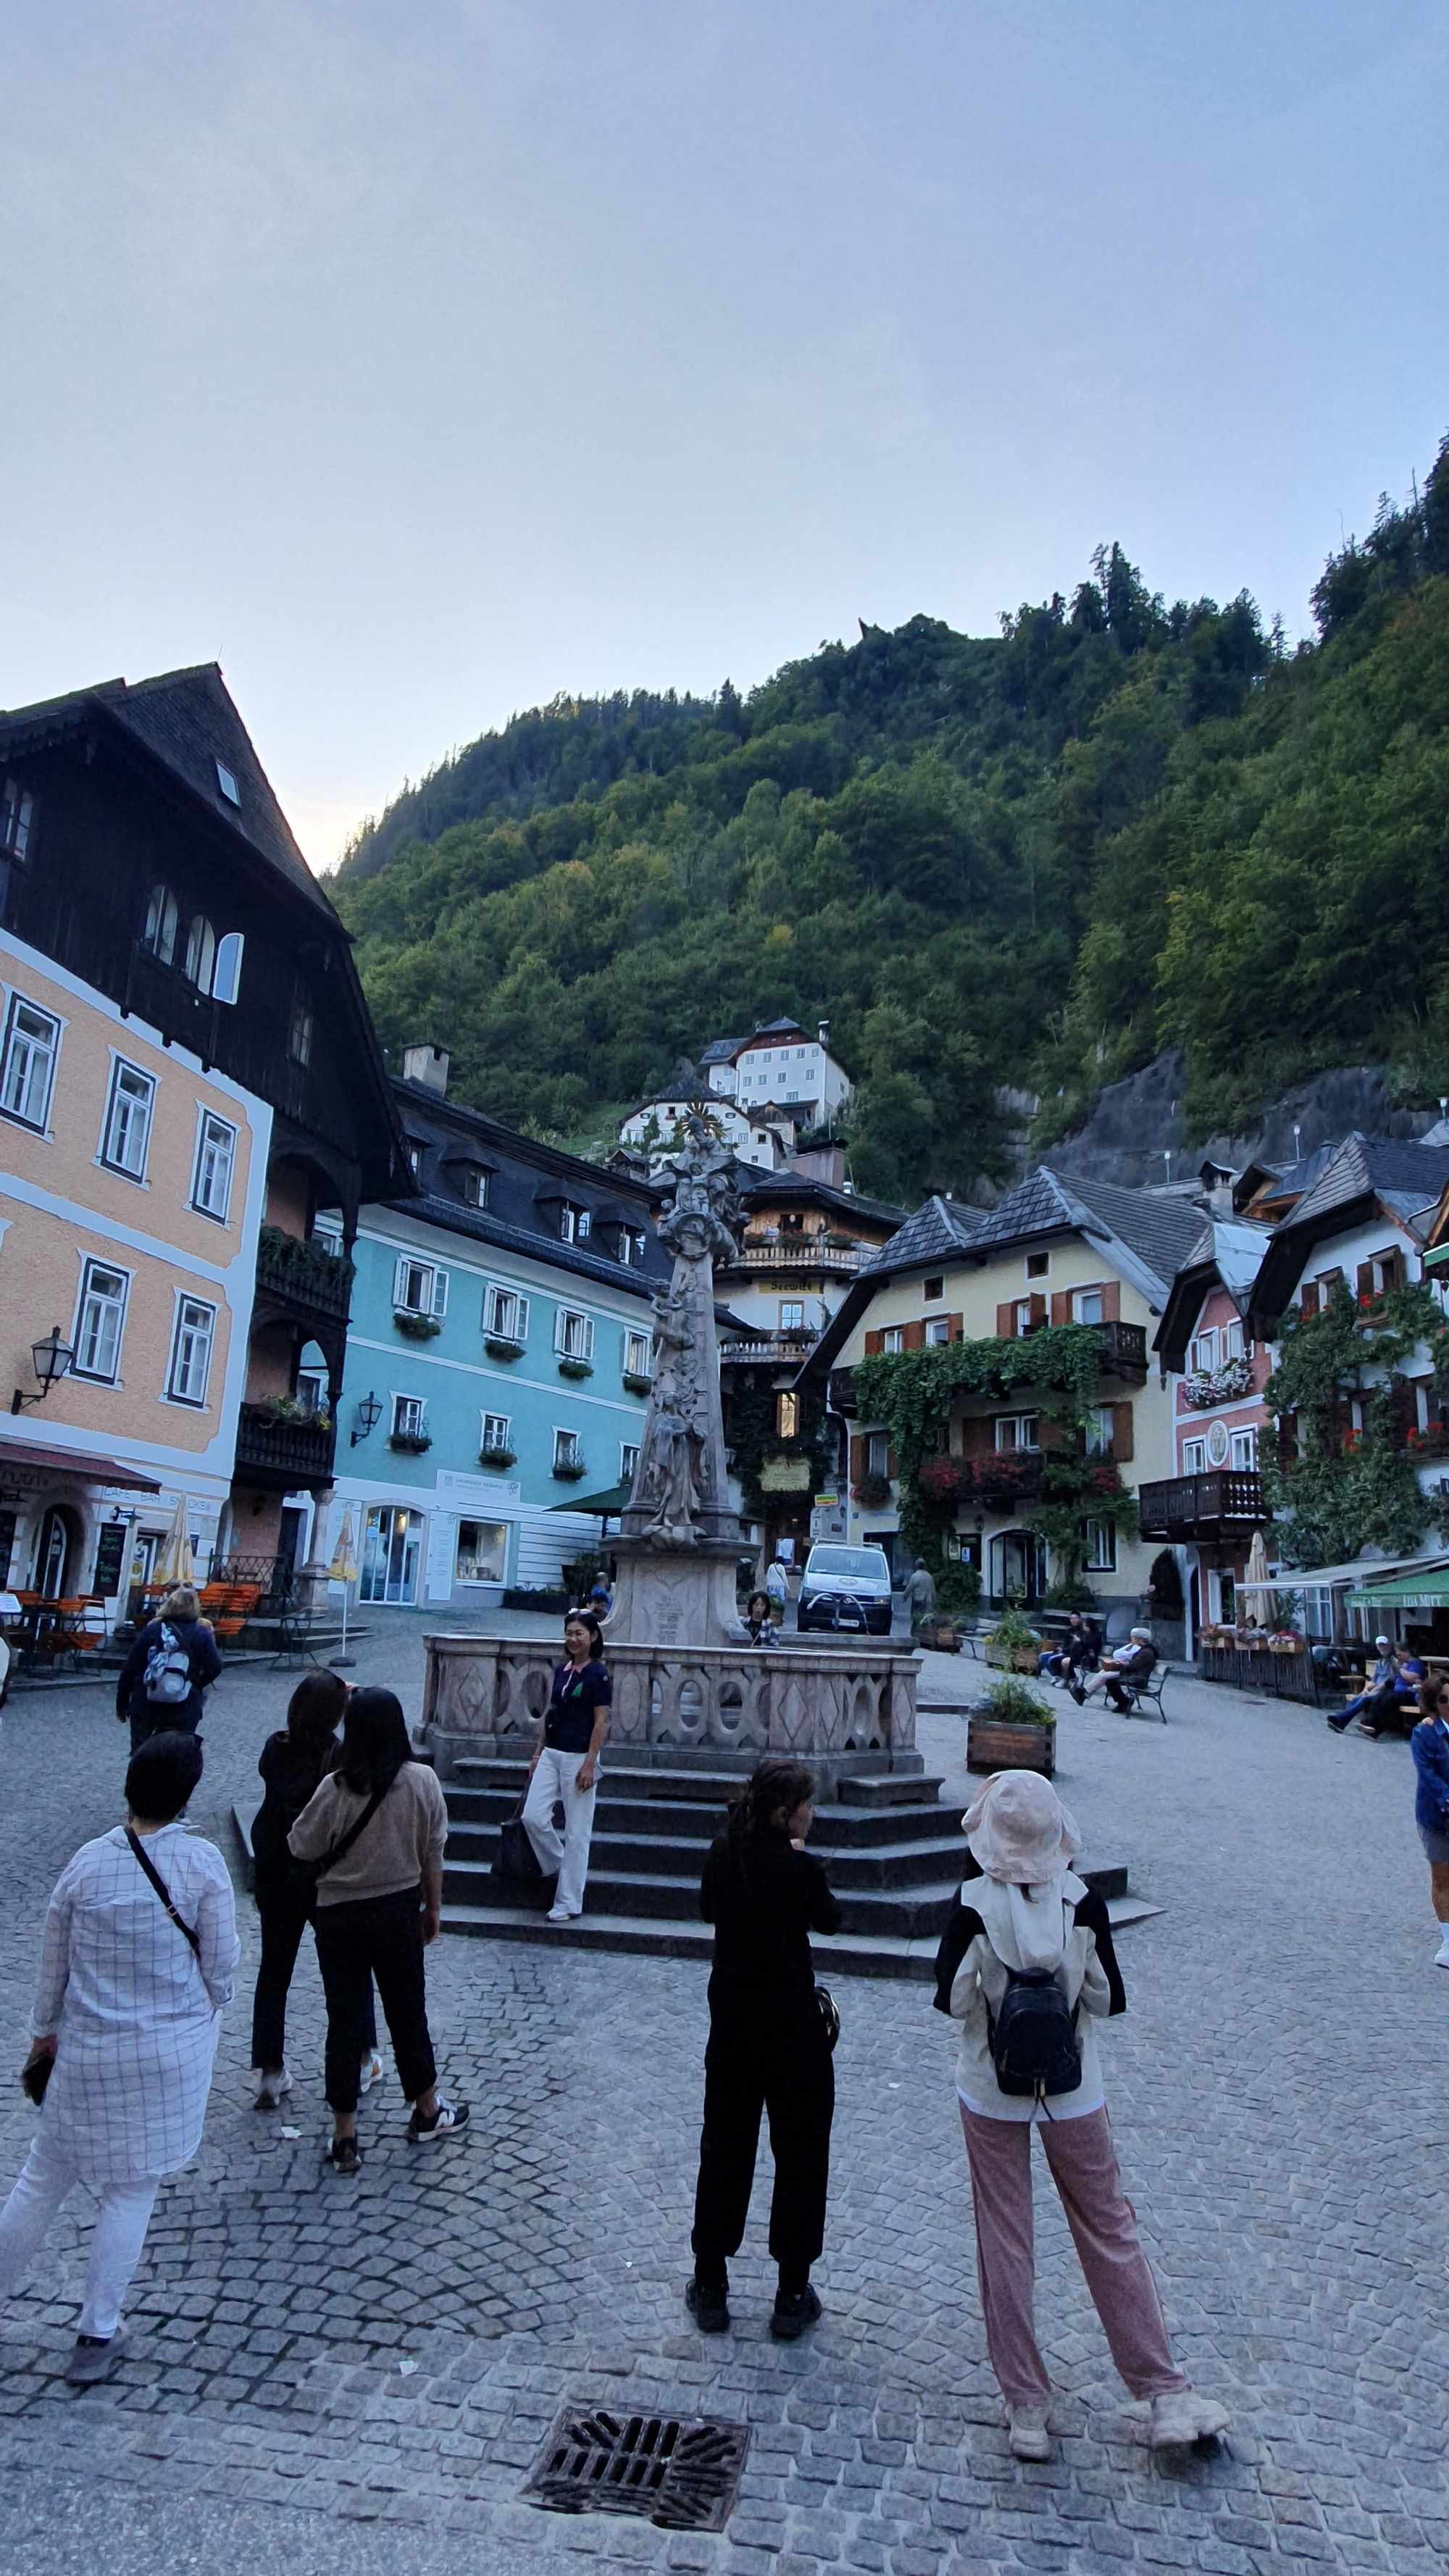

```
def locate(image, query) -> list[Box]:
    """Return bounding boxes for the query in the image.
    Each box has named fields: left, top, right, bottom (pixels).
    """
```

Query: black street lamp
left=12, top=1326, right=74, bottom=1414
left=351, top=1391, right=383, bottom=1447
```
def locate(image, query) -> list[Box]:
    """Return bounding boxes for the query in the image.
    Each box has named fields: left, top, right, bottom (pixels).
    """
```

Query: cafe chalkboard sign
left=91, top=1522, right=130, bottom=1598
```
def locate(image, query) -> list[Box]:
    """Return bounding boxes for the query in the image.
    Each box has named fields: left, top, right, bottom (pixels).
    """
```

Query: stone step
left=836, top=1772, right=945, bottom=1807
left=443, top=1822, right=972, bottom=1893
left=440, top=1856, right=959, bottom=1941
left=443, top=1784, right=958, bottom=1851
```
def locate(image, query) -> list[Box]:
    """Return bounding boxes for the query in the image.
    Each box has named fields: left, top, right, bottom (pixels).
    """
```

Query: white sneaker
left=1434, top=1932, right=1449, bottom=1969
left=253, top=2069, right=293, bottom=2111
left=1150, top=2388, right=1229, bottom=2448
left=1006, top=2405, right=1051, bottom=2461
left=358, top=2049, right=384, bottom=2093
left=546, top=1905, right=577, bottom=1924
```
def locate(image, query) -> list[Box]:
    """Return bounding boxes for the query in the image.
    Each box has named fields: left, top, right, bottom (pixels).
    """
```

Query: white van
left=798, top=1542, right=895, bottom=1636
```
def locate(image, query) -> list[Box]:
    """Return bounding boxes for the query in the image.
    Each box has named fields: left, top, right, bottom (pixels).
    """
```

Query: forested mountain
left=330, top=435, right=1449, bottom=1204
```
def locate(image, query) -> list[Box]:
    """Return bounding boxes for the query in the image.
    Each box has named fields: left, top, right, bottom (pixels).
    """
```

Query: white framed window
left=101, top=1059, right=156, bottom=1180
left=214, top=759, right=240, bottom=805
left=1182, top=1436, right=1208, bottom=1474
left=553, top=1427, right=581, bottom=1471
left=0, top=994, right=60, bottom=1130
left=288, top=988, right=314, bottom=1067
left=867, top=1430, right=890, bottom=1479
left=1084, top=1517, right=1116, bottom=1572
left=481, top=1412, right=511, bottom=1453
left=1224, top=1318, right=1245, bottom=1362
left=1, top=776, right=35, bottom=860
left=1085, top=1405, right=1114, bottom=1456
left=1012, top=1299, right=1035, bottom=1335
left=485, top=1285, right=530, bottom=1342
left=296, top=1369, right=326, bottom=1417
left=184, top=915, right=216, bottom=991
left=625, top=1329, right=651, bottom=1377
left=141, top=883, right=179, bottom=964
left=166, top=1296, right=216, bottom=1406
left=882, top=1325, right=906, bottom=1354
left=393, top=1256, right=446, bottom=1317
left=456, top=1519, right=506, bottom=1584
left=559, top=1201, right=591, bottom=1243
left=556, top=1308, right=595, bottom=1362
left=1190, top=1327, right=1220, bottom=1372
left=1072, top=1285, right=1105, bottom=1325
left=462, top=1165, right=489, bottom=1208
left=621, top=1441, right=640, bottom=1483
left=392, top=1393, right=427, bottom=1441
left=780, top=1300, right=805, bottom=1332
left=617, top=1226, right=645, bottom=1266
left=994, top=1413, right=1040, bottom=1451
left=926, top=1317, right=951, bottom=1345
left=72, top=1259, right=130, bottom=1383
left=1229, top=1427, right=1258, bottom=1470
left=777, top=1391, right=800, bottom=1438
left=212, top=930, right=244, bottom=1005
left=191, top=1109, right=237, bottom=1221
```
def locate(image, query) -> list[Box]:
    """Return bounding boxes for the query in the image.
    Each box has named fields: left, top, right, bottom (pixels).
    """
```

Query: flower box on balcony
left=622, top=1371, right=652, bottom=1399
left=485, top=1335, right=527, bottom=1362
left=394, top=1311, right=441, bottom=1341
left=479, top=1446, right=517, bottom=1470
left=851, top=1476, right=893, bottom=1509
left=388, top=1431, right=433, bottom=1454
left=551, top=1459, right=588, bottom=1482
left=557, top=1357, right=594, bottom=1380
left=1182, top=1357, right=1254, bottom=1409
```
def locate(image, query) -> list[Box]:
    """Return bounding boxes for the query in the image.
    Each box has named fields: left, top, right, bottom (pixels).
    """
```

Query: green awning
left=546, top=1481, right=632, bottom=1515
left=1346, top=1570, right=1449, bottom=1611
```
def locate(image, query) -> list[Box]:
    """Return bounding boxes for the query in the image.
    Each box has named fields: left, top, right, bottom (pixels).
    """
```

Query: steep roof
left=698, top=1036, right=746, bottom=1064
left=966, top=1167, right=1206, bottom=1299
left=1153, top=1216, right=1273, bottom=1369
left=861, top=1194, right=987, bottom=1275
left=0, top=663, right=333, bottom=915
left=1248, top=1133, right=1449, bottom=1332
left=377, top=1190, right=664, bottom=1301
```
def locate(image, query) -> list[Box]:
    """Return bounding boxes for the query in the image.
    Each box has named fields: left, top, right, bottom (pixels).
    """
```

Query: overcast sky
left=3, top=1, right=1447, bottom=867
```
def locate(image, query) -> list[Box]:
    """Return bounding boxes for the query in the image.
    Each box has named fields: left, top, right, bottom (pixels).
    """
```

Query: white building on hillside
left=618, top=1091, right=801, bottom=1173
left=707, top=1020, right=852, bottom=1120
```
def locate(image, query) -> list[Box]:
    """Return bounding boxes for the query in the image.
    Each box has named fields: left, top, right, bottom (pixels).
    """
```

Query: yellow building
left=802, top=1172, right=1206, bottom=1625
left=0, top=923, right=270, bottom=1608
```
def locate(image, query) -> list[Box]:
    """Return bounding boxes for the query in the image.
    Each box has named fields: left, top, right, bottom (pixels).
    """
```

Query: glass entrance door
left=360, top=1506, right=423, bottom=1604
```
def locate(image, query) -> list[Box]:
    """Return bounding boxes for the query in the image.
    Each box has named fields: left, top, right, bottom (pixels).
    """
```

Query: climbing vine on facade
left=1263, top=1275, right=1449, bottom=1567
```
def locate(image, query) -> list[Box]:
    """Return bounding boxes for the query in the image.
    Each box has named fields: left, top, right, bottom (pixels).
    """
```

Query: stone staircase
left=438, top=1756, right=1143, bottom=1983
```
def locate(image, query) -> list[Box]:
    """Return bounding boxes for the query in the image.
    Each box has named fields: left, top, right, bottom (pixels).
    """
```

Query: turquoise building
left=322, top=1051, right=669, bottom=1610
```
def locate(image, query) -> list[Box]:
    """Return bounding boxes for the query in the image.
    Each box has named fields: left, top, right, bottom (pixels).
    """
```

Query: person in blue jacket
left=1411, top=1676, right=1449, bottom=1969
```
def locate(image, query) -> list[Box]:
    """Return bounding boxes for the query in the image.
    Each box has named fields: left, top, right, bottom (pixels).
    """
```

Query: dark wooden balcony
left=234, top=1403, right=338, bottom=1492
left=1093, top=1319, right=1148, bottom=1379
left=1137, top=1470, right=1265, bottom=1541
left=254, top=1226, right=355, bottom=1327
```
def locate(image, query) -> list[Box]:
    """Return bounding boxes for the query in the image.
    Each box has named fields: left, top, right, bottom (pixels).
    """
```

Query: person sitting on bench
left=1039, top=1613, right=1101, bottom=1685
left=1069, top=1628, right=1156, bottom=1711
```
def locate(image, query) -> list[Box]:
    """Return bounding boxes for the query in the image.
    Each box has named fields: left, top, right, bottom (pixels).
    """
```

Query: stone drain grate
left=525, top=2405, right=751, bottom=2530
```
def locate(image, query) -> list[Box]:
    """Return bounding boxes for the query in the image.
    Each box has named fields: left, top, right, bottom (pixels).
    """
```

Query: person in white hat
left=1069, top=1625, right=1155, bottom=1712
left=934, top=1770, right=1227, bottom=2459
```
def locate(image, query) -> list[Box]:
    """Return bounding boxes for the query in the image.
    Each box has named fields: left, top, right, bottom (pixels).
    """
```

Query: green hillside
left=330, top=435, right=1449, bottom=1202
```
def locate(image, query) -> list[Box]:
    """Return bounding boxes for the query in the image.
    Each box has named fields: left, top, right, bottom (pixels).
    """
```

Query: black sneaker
left=406, top=2096, right=470, bottom=2143
left=770, top=2285, right=822, bottom=2341
left=685, top=2278, right=730, bottom=2334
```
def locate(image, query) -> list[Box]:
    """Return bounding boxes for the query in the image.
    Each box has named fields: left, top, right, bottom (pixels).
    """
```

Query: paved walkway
left=0, top=1627, right=1443, bottom=2575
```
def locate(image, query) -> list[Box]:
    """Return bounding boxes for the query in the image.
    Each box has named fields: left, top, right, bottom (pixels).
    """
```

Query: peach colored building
left=0, top=923, right=269, bottom=1609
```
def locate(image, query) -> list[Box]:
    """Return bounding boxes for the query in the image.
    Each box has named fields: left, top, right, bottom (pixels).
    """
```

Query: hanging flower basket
left=551, top=1459, right=589, bottom=1482
left=851, top=1475, right=893, bottom=1509
left=485, top=1335, right=527, bottom=1362
left=394, top=1311, right=441, bottom=1341
left=479, top=1446, right=517, bottom=1470
left=622, top=1371, right=653, bottom=1398
left=558, top=1357, right=595, bottom=1380
left=388, top=1432, right=433, bottom=1454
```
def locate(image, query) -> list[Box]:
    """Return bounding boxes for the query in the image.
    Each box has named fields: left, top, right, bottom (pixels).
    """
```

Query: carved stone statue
left=621, top=1118, right=740, bottom=1560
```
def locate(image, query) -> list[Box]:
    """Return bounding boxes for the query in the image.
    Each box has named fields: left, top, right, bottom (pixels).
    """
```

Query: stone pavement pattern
left=0, top=1622, right=1444, bottom=2574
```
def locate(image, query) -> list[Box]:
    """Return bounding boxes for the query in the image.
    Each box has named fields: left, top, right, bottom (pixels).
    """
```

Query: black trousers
left=691, top=2001, right=834, bottom=2288
left=313, top=1889, right=436, bottom=2114
left=251, top=1879, right=377, bottom=2072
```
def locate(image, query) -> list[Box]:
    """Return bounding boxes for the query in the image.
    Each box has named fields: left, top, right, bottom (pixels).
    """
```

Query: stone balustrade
left=422, top=1633, right=922, bottom=1782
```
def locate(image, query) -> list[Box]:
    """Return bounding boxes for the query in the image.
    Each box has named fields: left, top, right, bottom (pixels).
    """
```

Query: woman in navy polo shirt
left=522, top=1613, right=612, bottom=1925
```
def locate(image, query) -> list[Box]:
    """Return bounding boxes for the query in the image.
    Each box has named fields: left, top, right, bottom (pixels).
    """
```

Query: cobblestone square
left=0, top=1627, right=1442, bottom=2574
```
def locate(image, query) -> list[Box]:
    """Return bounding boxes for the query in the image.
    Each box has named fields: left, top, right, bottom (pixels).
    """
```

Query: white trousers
left=522, top=1745, right=599, bottom=1916
left=0, top=2127, right=160, bottom=2339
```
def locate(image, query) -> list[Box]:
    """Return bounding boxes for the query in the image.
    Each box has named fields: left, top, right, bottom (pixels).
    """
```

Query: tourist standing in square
left=523, top=1612, right=611, bottom=1925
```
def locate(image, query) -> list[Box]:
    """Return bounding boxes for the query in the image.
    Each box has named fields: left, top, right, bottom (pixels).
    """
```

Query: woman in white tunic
left=0, top=1732, right=238, bottom=2384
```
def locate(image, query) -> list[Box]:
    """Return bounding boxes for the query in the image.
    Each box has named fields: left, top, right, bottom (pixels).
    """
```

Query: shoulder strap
left=314, top=1780, right=390, bottom=1879
left=125, top=1828, right=201, bottom=1954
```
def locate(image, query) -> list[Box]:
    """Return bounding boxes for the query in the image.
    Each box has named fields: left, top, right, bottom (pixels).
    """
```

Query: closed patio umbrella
left=1244, top=1530, right=1271, bottom=1594
left=152, top=1495, right=193, bottom=1591
left=327, top=1509, right=359, bottom=1668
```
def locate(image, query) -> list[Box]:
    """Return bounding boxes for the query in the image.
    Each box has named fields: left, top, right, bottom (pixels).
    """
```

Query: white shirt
left=30, top=1822, right=238, bottom=2184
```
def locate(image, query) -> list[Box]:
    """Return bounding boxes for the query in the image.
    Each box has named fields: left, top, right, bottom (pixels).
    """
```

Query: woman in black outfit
left=688, top=1758, right=840, bottom=2341
left=249, top=1672, right=378, bottom=2111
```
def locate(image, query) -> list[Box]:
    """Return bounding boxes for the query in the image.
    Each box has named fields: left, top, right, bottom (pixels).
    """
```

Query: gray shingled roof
left=1283, top=1133, right=1449, bottom=1237
left=864, top=1195, right=987, bottom=1275
left=964, top=1167, right=1207, bottom=1298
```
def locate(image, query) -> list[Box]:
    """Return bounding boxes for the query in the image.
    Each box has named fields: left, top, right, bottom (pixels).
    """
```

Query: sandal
left=325, top=2135, right=362, bottom=2175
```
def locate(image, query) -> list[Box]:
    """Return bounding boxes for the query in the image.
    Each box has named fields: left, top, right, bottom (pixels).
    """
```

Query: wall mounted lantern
left=351, top=1391, right=383, bottom=1447
left=12, top=1326, right=74, bottom=1415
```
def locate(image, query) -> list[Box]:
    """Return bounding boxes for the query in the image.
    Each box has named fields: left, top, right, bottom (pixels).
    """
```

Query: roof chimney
left=817, top=1019, right=830, bottom=1049
left=402, top=1043, right=449, bottom=1096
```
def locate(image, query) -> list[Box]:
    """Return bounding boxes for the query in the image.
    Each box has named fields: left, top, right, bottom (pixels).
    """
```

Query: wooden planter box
left=966, top=1715, right=1055, bottom=1778
left=985, top=1643, right=1041, bottom=1673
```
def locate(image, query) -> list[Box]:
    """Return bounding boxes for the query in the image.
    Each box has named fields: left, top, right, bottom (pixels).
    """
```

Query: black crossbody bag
left=286, top=1783, right=390, bottom=1904
left=126, top=1827, right=202, bottom=1953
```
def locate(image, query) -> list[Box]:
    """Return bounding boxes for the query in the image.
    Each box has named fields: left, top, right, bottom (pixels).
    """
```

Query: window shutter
left=516, top=1296, right=530, bottom=1340
left=945, top=1312, right=963, bottom=1340
left=961, top=1414, right=992, bottom=1457
left=904, top=1320, right=927, bottom=1350
left=864, top=1328, right=885, bottom=1356
left=1111, top=1402, right=1134, bottom=1462
left=849, top=1435, right=866, bottom=1483
left=1029, top=1293, right=1047, bottom=1328
left=1049, top=1291, right=1071, bottom=1326
left=1356, top=1262, right=1374, bottom=1299
left=1100, top=1280, right=1121, bottom=1322
left=431, top=1270, right=448, bottom=1319
left=1037, top=1417, right=1065, bottom=1451
left=1385, top=1249, right=1406, bottom=1291
left=1300, top=1282, right=1319, bottom=1317
left=393, top=1256, right=409, bottom=1307
left=583, top=1316, right=596, bottom=1362
left=995, top=1302, right=1014, bottom=1340
left=886, top=1446, right=898, bottom=1478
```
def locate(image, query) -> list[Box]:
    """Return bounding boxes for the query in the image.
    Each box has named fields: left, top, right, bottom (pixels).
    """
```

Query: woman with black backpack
left=687, top=1758, right=840, bottom=2341
left=249, top=1672, right=380, bottom=2112
left=115, top=1586, right=221, bottom=1753
left=935, top=1770, right=1227, bottom=2459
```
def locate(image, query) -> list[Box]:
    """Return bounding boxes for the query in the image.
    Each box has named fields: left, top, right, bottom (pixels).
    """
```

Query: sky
left=2, top=1, right=1447, bottom=869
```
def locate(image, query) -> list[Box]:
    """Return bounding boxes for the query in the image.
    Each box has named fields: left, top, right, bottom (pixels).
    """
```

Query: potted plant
left=622, top=1370, right=652, bottom=1398
left=479, top=1444, right=517, bottom=1470
left=967, top=1677, right=1056, bottom=1778
left=388, top=1430, right=433, bottom=1454
left=551, top=1458, right=588, bottom=1482
left=485, top=1334, right=527, bottom=1362
left=851, top=1475, right=893, bottom=1509
left=985, top=1606, right=1042, bottom=1672
left=558, top=1356, right=595, bottom=1380
left=394, top=1310, right=441, bottom=1341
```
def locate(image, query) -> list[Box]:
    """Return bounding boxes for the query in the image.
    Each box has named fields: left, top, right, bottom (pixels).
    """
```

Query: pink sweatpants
left=959, top=2102, right=1188, bottom=2409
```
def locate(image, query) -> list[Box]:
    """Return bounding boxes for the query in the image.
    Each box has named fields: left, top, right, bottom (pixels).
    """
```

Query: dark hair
left=1419, top=1677, right=1449, bottom=1719
left=286, top=1669, right=349, bottom=1752
left=725, top=1757, right=816, bottom=1855
left=337, top=1687, right=414, bottom=1796
left=126, top=1730, right=204, bottom=1823
left=747, top=1592, right=771, bottom=1620
left=564, top=1612, right=605, bottom=1660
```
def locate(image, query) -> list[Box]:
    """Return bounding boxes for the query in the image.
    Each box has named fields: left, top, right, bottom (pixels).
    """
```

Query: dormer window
left=215, top=761, right=240, bottom=805
left=461, top=1166, right=489, bottom=1209
left=1, top=777, right=34, bottom=862
left=559, top=1201, right=590, bottom=1243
